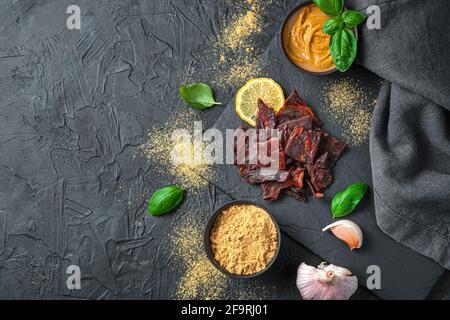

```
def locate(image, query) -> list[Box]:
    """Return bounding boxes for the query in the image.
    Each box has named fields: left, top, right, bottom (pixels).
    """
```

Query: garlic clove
left=322, top=220, right=363, bottom=250
left=297, top=262, right=358, bottom=300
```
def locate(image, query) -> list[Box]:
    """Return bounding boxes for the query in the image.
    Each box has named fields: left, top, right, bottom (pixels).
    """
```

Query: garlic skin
left=297, top=262, right=358, bottom=300
left=322, top=220, right=363, bottom=250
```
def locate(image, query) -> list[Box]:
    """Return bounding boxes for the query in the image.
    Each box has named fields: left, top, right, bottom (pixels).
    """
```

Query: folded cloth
left=347, top=0, right=450, bottom=268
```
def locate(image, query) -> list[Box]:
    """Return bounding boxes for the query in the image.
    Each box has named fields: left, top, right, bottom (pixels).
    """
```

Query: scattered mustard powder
left=185, top=0, right=279, bottom=88
left=138, top=109, right=214, bottom=190
left=322, top=77, right=377, bottom=146
left=210, top=204, right=278, bottom=275
left=221, top=10, right=261, bottom=50
left=171, top=218, right=228, bottom=299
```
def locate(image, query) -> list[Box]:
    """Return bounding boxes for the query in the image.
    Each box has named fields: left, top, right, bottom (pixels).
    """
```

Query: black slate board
left=211, top=36, right=444, bottom=299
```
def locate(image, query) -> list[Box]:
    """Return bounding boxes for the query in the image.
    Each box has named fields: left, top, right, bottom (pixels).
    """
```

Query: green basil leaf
left=331, top=182, right=369, bottom=218
left=322, top=17, right=343, bottom=35
left=330, top=28, right=357, bottom=72
left=148, top=185, right=184, bottom=216
left=312, top=0, right=343, bottom=16
left=342, top=10, right=366, bottom=28
left=179, top=83, right=221, bottom=110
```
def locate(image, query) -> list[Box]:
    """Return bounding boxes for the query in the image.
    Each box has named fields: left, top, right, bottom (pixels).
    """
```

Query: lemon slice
left=236, top=78, right=285, bottom=126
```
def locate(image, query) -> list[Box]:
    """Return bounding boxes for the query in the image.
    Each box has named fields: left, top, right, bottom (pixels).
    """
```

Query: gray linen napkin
left=348, top=0, right=450, bottom=268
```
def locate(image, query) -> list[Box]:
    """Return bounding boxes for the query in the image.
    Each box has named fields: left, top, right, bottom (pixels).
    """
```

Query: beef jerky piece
left=277, top=91, right=322, bottom=127
left=305, top=177, right=324, bottom=199
left=312, top=153, right=333, bottom=189
left=257, top=137, right=285, bottom=170
left=285, top=157, right=295, bottom=166
left=308, top=131, right=323, bottom=163
left=285, top=129, right=321, bottom=164
left=306, top=164, right=333, bottom=191
left=288, top=167, right=305, bottom=189
left=261, top=167, right=304, bottom=201
left=238, top=164, right=258, bottom=176
left=241, top=168, right=290, bottom=184
left=315, top=168, right=333, bottom=189
left=278, top=116, right=313, bottom=145
left=262, top=182, right=284, bottom=201
left=318, top=133, right=347, bottom=167
left=302, top=130, right=322, bottom=164
left=284, top=127, right=304, bottom=161
left=278, top=116, right=313, bottom=132
left=256, top=99, right=276, bottom=133
left=234, top=126, right=259, bottom=167
left=294, top=161, right=304, bottom=167
left=285, top=187, right=306, bottom=202
left=315, top=152, right=329, bottom=169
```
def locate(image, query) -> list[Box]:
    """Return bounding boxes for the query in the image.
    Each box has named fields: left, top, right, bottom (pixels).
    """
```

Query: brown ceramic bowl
left=203, top=200, right=281, bottom=279
left=280, top=1, right=358, bottom=75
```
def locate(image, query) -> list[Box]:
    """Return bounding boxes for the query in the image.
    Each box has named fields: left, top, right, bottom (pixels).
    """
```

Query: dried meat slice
left=288, top=167, right=305, bottom=189
left=278, top=116, right=313, bottom=146
left=315, top=168, right=333, bottom=189
left=241, top=168, right=290, bottom=184
left=284, top=127, right=304, bottom=161
left=262, top=181, right=284, bottom=201
left=285, top=157, right=295, bottom=167
left=256, top=99, right=276, bottom=132
left=285, top=187, right=306, bottom=202
left=257, top=137, right=286, bottom=170
left=285, top=129, right=321, bottom=164
left=233, top=126, right=260, bottom=168
left=238, top=163, right=258, bottom=176
left=261, top=167, right=305, bottom=201
left=318, top=133, right=347, bottom=167
left=277, top=91, right=322, bottom=127
left=306, top=151, right=334, bottom=192
left=305, top=177, right=324, bottom=199
left=315, top=152, right=329, bottom=169
left=307, top=163, right=333, bottom=191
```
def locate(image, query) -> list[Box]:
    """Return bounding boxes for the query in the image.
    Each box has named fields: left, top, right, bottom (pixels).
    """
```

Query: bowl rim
left=203, top=200, right=281, bottom=279
left=280, top=0, right=359, bottom=76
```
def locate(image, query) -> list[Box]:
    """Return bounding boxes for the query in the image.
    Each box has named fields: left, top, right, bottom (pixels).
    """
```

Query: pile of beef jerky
left=234, top=91, right=347, bottom=201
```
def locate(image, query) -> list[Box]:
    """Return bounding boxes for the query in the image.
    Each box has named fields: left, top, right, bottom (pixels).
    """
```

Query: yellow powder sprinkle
left=184, top=0, right=279, bottom=88
left=322, top=78, right=377, bottom=146
left=218, top=56, right=263, bottom=87
left=138, top=109, right=214, bottom=190
left=171, top=218, right=228, bottom=300
left=221, top=10, right=261, bottom=50
left=226, top=60, right=261, bottom=85
left=212, top=0, right=271, bottom=86
left=210, top=204, right=278, bottom=275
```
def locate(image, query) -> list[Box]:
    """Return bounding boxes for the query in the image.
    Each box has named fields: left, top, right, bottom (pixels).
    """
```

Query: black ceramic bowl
left=203, top=200, right=281, bottom=279
left=280, top=1, right=358, bottom=75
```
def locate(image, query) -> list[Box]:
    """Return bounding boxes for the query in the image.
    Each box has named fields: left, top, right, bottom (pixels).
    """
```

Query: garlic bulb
left=297, top=262, right=358, bottom=300
left=322, top=220, right=363, bottom=250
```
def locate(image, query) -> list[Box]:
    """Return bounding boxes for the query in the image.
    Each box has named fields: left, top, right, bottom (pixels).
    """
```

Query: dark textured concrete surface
left=0, top=0, right=447, bottom=299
